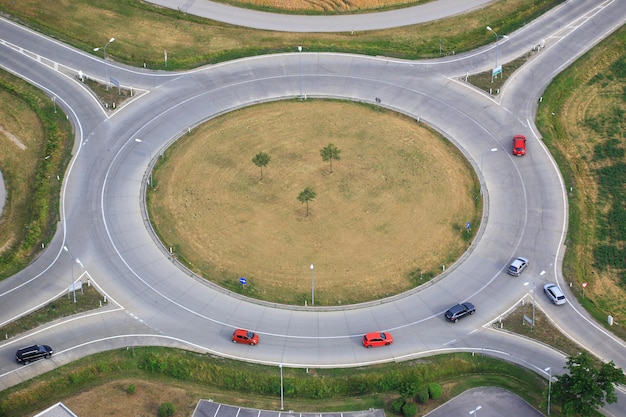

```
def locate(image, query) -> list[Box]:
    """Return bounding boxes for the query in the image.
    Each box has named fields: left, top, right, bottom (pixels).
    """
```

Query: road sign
left=492, top=65, right=502, bottom=77
left=239, top=277, right=247, bottom=285
left=466, top=221, right=471, bottom=231
left=582, top=282, right=588, bottom=288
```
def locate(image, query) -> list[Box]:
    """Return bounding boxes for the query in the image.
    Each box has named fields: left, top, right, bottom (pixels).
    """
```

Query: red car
left=362, top=332, right=393, bottom=348
left=232, top=329, right=259, bottom=345
left=512, top=135, right=527, bottom=156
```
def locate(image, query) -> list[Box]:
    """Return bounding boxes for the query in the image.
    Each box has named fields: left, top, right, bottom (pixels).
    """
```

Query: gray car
left=507, top=256, right=529, bottom=277
left=544, top=283, right=566, bottom=305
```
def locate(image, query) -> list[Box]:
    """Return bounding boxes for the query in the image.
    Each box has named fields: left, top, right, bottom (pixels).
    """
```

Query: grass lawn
left=149, top=100, right=479, bottom=305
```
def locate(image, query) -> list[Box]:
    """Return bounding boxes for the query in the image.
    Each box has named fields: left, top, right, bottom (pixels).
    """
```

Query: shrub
left=415, top=386, right=429, bottom=404
left=398, top=381, right=419, bottom=398
left=159, top=402, right=175, bottom=417
left=127, top=384, right=135, bottom=394
left=402, top=401, right=418, bottom=417
left=427, top=382, right=443, bottom=399
left=391, top=397, right=405, bottom=414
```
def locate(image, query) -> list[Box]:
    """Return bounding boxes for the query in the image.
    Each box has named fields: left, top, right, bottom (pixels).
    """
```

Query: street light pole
left=486, top=26, right=499, bottom=68
left=298, top=46, right=302, bottom=98
left=94, top=37, right=115, bottom=90
left=63, top=246, right=77, bottom=303
left=545, top=367, right=552, bottom=415
left=279, top=363, right=284, bottom=410
left=469, top=405, right=482, bottom=416
left=486, top=26, right=508, bottom=82
left=310, top=263, right=314, bottom=306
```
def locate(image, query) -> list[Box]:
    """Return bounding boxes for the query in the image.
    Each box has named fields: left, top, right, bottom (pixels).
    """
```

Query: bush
left=401, top=401, right=418, bottom=417
left=391, top=397, right=405, bottom=414
left=415, top=386, right=429, bottom=404
left=127, top=384, right=135, bottom=394
left=398, top=381, right=419, bottom=398
left=159, top=402, right=175, bottom=417
left=427, top=382, right=442, bottom=399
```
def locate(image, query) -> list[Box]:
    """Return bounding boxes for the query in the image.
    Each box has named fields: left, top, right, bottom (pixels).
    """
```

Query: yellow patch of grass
left=150, top=100, right=478, bottom=305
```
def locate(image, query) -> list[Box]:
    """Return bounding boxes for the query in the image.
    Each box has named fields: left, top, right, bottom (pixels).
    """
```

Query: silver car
left=544, top=283, right=566, bottom=305
left=507, top=256, right=529, bottom=277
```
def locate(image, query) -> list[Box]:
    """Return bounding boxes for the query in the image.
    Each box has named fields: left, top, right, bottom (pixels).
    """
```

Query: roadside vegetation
left=536, top=24, right=626, bottom=341
left=0, top=71, right=73, bottom=279
left=0, top=348, right=552, bottom=417
left=0, top=285, right=106, bottom=338
left=0, top=0, right=564, bottom=70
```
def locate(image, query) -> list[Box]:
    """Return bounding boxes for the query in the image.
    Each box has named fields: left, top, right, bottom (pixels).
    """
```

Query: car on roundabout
left=507, top=256, right=529, bottom=277
left=15, top=344, right=53, bottom=364
left=544, top=283, right=567, bottom=305
left=362, top=332, right=393, bottom=348
left=444, top=302, right=476, bottom=323
left=232, top=329, right=259, bottom=345
left=512, top=134, right=527, bottom=156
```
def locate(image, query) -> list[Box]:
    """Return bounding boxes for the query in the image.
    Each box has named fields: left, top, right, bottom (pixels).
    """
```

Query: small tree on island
left=551, top=350, right=625, bottom=416
left=297, top=186, right=316, bottom=217
left=320, top=143, right=341, bottom=173
left=251, top=152, right=271, bottom=179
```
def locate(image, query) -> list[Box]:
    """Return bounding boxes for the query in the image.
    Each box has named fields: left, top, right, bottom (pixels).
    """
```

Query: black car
left=444, top=302, right=476, bottom=323
left=15, top=344, right=53, bottom=364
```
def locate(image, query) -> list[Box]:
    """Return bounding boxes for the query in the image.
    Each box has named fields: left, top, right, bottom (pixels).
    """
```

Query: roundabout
left=0, top=1, right=626, bottom=415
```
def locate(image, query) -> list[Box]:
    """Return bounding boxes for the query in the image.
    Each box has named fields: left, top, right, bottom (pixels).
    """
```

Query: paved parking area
left=424, top=387, right=544, bottom=417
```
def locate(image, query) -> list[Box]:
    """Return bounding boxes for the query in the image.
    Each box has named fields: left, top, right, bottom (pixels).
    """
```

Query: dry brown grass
left=225, top=0, right=428, bottom=12
left=61, top=379, right=197, bottom=417
left=150, top=100, right=478, bottom=305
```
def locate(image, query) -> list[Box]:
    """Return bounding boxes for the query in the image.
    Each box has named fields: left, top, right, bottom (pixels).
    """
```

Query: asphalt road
left=0, top=0, right=626, bottom=415
left=146, top=0, right=493, bottom=32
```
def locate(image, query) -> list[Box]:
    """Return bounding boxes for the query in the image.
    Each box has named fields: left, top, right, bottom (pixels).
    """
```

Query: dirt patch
left=149, top=100, right=479, bottom=305
left=61, top=379, right=197, bottom=417
left=0, top=125, right=26, bottom=150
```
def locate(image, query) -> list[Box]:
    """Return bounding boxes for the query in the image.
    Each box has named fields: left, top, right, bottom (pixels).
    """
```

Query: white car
left=544, top=283, right=566, bottom=305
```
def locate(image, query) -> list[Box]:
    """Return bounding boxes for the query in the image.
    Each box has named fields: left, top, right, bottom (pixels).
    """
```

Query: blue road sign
left=239, top=277, right=247, bottom=285
left=466, top=222, right=471, bottom=230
